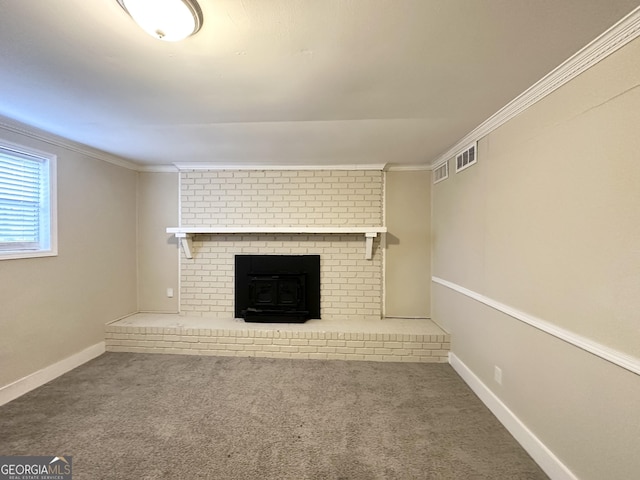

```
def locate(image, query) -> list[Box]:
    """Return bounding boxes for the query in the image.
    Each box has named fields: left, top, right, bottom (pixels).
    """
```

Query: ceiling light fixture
left=117, top=0, right=203, bottom=42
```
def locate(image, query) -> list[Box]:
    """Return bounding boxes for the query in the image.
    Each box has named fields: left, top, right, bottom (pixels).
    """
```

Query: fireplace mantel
left=166, top=226, right=387, bottom=260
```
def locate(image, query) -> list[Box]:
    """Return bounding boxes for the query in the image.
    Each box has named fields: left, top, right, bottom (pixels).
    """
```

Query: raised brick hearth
left=105, top=314, right=450, bottom=363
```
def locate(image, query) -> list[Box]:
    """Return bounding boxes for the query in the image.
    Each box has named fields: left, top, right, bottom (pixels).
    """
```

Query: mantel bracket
left=175, top=232, right=193, bottom=259
left=364, top=232, right=378, bottom=260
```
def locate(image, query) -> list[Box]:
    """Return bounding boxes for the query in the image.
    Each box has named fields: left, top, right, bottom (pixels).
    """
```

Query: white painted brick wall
left=179, top=170, right=384, bottom=320
left=181, top=170, right=383, bottom=226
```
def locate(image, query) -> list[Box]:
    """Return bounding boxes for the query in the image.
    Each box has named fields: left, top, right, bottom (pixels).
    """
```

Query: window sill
left=0, top=249, right=58, bottom=261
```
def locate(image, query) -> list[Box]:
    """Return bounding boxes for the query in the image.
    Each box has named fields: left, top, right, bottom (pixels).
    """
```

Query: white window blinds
left=0, top=146, right=52, bottom=253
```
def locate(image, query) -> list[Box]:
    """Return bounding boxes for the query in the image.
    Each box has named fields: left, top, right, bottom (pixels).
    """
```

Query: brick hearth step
left=105, top=313, right=450, bottom=363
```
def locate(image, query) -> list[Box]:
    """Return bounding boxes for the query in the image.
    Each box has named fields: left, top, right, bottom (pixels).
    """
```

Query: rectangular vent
left=433, top=161, right=448, bottom=184
left=455, top=142, right=477, bottom=173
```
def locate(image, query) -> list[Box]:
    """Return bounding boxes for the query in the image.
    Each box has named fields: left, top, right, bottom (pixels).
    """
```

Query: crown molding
left=0, top=117, right=140, bottom=171
left=432, top=158, right=449, bottom=170
left=138, top=164, right=179, bottom=173
left=173, top=162, right=387, bottom=171
left=385, top=164, right=432, bottom=172
left=431, top=6, right=640, bottom=166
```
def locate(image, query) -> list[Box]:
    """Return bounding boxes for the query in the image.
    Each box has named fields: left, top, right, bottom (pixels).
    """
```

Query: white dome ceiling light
left=117, top=0, right=203, bottom=42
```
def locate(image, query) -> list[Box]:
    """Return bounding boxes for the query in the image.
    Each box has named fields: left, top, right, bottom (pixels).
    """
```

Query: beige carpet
left=0, top=353, right=548, bottom=479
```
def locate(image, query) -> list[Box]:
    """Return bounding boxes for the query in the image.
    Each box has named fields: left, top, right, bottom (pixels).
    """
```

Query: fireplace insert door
left=235, top=255, right=320, bottom=323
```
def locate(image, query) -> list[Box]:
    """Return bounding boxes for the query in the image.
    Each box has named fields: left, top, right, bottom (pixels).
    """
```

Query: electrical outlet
left=166, top=288, right=174, bottom=298
left=494, top=366, right=502, bottom=385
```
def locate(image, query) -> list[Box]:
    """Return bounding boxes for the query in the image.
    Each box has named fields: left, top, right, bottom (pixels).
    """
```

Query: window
left=0, top=140, right=57, bottom=260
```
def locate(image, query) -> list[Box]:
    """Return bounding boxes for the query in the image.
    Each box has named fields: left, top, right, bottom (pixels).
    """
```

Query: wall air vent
left=455, top=142, right=477, bottom=173
left=433, top=161, right=449, bottom=184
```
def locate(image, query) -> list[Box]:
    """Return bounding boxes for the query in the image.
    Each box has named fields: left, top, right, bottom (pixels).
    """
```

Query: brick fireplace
left=177, top=168, right=385, bottom=322
left=106, top=167, right=451, bottom=363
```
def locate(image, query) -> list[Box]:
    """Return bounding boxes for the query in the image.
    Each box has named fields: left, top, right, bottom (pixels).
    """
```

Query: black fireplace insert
left=235, top=255, right=320, bottom=323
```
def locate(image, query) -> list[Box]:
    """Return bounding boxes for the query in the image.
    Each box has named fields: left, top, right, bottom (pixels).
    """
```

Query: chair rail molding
left=432, top=277, right=640, bottom=376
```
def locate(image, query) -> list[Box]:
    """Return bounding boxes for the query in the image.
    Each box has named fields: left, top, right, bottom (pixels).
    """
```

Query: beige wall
left=384, top=170, right=431, bottom=317
left=432, top=37, right=640, bottom=479
left=137, top=172, right=179, bottom=312
left=0, top=127, right=138, bottom=389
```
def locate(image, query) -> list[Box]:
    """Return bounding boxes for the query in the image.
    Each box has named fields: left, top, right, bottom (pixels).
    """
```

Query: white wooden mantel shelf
left=166, top=226, right=387, bottom=260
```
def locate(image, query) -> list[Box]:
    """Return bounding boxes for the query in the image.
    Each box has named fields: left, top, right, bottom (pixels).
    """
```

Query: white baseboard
left=0, top=342, right=105, bottom=407
left=448, top=352, right=577, bottom=480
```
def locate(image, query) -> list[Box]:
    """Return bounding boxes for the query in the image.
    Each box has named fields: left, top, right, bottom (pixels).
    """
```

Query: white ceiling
left=0, top=0, right=638, bottom=168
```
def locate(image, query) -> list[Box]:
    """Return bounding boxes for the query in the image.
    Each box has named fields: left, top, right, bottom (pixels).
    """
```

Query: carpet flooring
left=0, top=353, right=548, bottom=479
